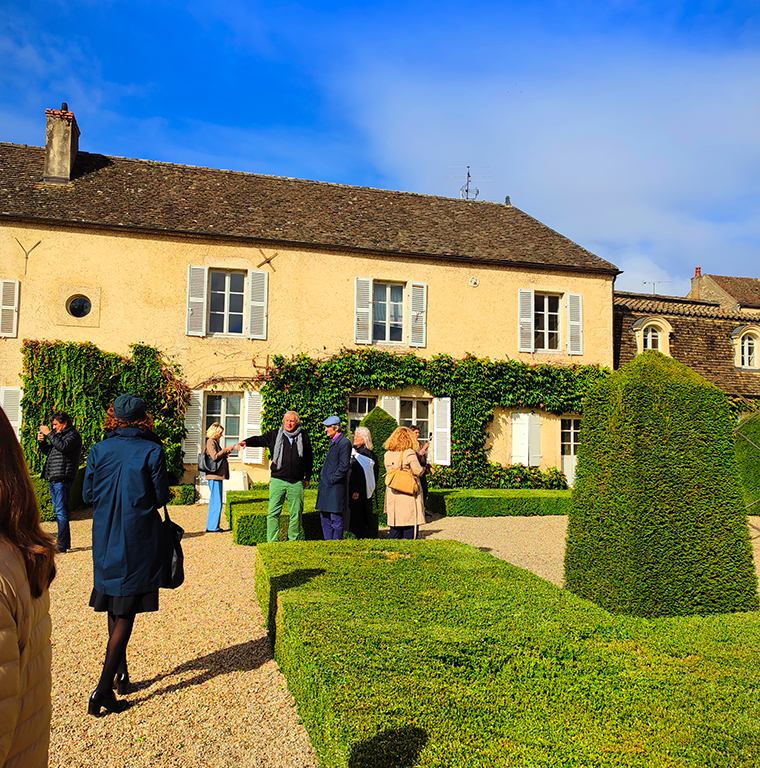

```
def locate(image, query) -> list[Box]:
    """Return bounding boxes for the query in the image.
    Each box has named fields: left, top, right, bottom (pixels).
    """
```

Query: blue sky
left=2, top=1, right=760, bottom=293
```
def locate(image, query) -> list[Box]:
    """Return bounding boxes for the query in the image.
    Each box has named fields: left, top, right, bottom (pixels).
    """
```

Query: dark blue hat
left=322, top=415, right=341, bottom=426
left=114, top=393, right=147, bottom=421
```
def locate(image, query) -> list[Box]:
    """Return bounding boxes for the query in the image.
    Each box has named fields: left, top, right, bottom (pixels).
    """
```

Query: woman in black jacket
left=348, top=427, right=380, bottom=539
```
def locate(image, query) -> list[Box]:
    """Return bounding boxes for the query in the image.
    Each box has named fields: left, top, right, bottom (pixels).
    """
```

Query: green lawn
left=255, top=539, right=760, bottom=768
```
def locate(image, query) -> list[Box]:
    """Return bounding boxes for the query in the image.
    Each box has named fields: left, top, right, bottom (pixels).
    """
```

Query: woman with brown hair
left=0, top=406, right=57, bottom=767
left=383, top=426, right=426, bottom=540
left=82, top=393, right=170, bottom=716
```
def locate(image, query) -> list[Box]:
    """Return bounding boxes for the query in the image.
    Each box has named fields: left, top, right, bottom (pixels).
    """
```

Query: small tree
left=360, top=407, right=398, bottom=522
left=565, top=351, right=758, bottom=617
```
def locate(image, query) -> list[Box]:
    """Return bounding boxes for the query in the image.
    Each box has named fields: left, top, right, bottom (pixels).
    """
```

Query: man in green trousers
left=239, top=411, right=314, bottom=542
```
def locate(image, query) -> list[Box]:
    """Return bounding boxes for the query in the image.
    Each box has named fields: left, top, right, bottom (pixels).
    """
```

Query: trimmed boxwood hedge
left=427, top=488, right=571, bottom=517
left=227, top=488, right=323, bottom=544
left=565, top=351, right=759, bottom=617
left=736, top=411, right=760, bottom=512
left=255, top=539, right=760, bottom=767
left=167, top=484, right=196, bottom=505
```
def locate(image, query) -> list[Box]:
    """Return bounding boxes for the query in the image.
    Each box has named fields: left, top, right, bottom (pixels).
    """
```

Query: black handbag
left=162, top=505, right=185, bottom=589
left=198, top=451, right=224, bottom=474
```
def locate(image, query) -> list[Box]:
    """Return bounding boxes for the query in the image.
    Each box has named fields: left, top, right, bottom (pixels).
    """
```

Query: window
left=209, top=271, right=245, bottom=334
left=511, top=412, right=541, bottom=467
left=518, top=289, right=583, bottom=355
left=349, top=396, right=378, bottom=432
left=643, top=326, right=660, bottom=351
left=186, top=266, right=268, bottom=339
left=355, top=278, right=427, bottom=348
left=561, top=417, right=581, bottom=487
left=373, top=282, right=404, bottom=342
left=742, top=334, right=757, bottom=368
left=534, top=294, right=560, bottom=350
left=205, top=394, right=242, bottom=458
left=400, top=398, right=430, bottom=440
left=733, top=326, right=760, bottom=369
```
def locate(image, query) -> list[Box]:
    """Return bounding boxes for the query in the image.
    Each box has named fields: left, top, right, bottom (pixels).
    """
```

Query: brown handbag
left=384, top=452, right=419, bottom=495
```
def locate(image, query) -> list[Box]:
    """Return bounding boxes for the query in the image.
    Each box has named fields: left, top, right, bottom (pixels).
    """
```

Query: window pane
left=350, top=418, right=360, bottom=431
left=225, top=416, right=240, bottom=436
left=374, top=283, right=386, bottom=302
left=228, top=314, right=243, bottom=334
left=390, top=325, right=403, bottom=341
left=226, top=396, right=241, bottom=415
left=390, top=285, right=403, bottom=302
left=417, top=421, right=429, bottom=439
left=535, top=294, right=545, bottom=311
left=349, top=397, right=357, bottom=412
left=416, top=401, right=429, bottom=419
left=210, top=271, right=225, bottom=291
left=535, top=313, right=545, bottom=331
left=548, top=332, right=559, bottom=350
left=390, top=304, right=403, bottom=323
left=358, top=398, right=367, bottom=412
left=209, top=292, right=225, bottom=312
left=207, top=395, right=222, bottom=415
left=368, top=397, right=377, bottom=410
left=373, top=323, right=386, bottom=341
left=535, top=331, right=545, bottom=350
left=373, top=301, right=387, bottom=323
left=228, top=273, right=243, bottom=293
left=209, top=313, right=224, bottom=333
left=400, top=400, right=413, bottom=420
left=548, top=315, right=559, bottom=331
left=548, top=296, right=560, bottom=312
left=229, top=293, right=244, bottom=313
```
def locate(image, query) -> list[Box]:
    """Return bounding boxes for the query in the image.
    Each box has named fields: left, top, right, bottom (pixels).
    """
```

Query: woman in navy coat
left=82, top=393, right=170, bottom=715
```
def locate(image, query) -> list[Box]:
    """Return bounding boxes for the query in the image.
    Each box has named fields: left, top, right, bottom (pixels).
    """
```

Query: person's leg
left=267, top=478, right=288, bottom=542
left=388, top=526, right=402, bottom=540
left=403, top=525, right=416, bottom=540
left=320, top=511, right=333, bottom=540
left=89, top=612, right=135, bottom=714
left=205, top=480, right=223, bottom=531
left=286, top=481, right=305, bottom=541
left=331, top=512, right=345, bottom=540
left=108, top=613, right=129, bottom=690
left=49, top=480, right=72, bottom=551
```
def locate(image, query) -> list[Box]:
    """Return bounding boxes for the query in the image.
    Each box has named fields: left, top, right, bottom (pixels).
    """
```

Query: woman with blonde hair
left=0, top=406, right=57, bottom=766
left=204, top=422, right=235, bottom=533
left=383, top=426, right=426, bottom=540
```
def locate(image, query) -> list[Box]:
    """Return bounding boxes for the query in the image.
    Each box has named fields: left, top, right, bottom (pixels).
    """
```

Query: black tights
left=94, top=612, right=135, bottom=696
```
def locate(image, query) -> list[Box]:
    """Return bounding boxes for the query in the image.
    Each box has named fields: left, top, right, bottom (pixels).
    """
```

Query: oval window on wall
left=66, top=295, right=92, bottom=318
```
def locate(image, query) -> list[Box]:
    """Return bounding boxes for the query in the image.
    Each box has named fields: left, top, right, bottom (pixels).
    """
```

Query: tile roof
left=614, top=291, right=760, bottom=321
left=706, top=274, right=760, bottom=309
left=0, top=143, right=619, bottom=274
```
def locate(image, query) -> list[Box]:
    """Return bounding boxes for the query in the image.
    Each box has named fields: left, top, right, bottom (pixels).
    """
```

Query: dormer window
left=732, top=326, right=760, bottom=370
left=632, top=317, right=672, bottom=356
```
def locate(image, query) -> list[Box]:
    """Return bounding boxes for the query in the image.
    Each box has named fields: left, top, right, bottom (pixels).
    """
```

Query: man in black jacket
left=38, top=410, right=83, bottom=553
left=239, top=411, right=313, bottom=542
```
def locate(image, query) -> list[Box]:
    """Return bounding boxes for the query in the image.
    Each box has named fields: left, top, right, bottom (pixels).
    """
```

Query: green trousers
left=267, top=478, right=305, bottom=542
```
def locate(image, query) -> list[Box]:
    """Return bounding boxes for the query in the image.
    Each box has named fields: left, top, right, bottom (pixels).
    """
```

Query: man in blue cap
left=316, top=416, right=352, bottom=539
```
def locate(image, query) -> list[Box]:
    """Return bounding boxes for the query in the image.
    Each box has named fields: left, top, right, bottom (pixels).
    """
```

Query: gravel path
left=42, top=505, right=318, bottom=768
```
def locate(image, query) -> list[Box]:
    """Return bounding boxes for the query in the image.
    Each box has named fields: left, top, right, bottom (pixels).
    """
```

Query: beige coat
left=205, top=438, right=233, bottom=481
left=384, top=449, right=426, bottom=528
left=0, top=539, right=52, bottom=768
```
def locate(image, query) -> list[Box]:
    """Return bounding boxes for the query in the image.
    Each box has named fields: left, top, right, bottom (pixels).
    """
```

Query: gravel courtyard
left=43, top=506, right=760, bottom=766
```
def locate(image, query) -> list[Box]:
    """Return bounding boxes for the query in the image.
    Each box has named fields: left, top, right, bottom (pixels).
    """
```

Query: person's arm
left=46, top=428, right=79, bottom=456
left=151, top=447, right=171, bottom=507
left=406, top=449, right=425, bottom=477
left=240, top=429, right=275, bottom=450
left=206, top=439, right=230, bottom=461
left=329, top=438, right=352, bottom=484
left=0, top=590, right=21, bottom=764
left=82, top=449, right=97, bottom=505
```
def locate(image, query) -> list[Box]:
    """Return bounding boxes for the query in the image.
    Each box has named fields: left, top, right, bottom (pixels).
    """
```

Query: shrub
left=228, top=487, right=322, bottom=543
left=565, top=351, right=759, bottom=617
left=360, top=406, right=398, bottom=520
left=168, top=484, right=196, bottom=505
left=256, top=540, right=760, bottom=767
left=427, top=489, right=571, bottom=517
left=736, top=412, right=760, bottom=511
left=429, top=462, right=567, bottom=490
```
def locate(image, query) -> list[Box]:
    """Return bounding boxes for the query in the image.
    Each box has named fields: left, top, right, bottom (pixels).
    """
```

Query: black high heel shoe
left=115, top=672, right=130, bottom=696
left=88, top=691, right=130, bottom=716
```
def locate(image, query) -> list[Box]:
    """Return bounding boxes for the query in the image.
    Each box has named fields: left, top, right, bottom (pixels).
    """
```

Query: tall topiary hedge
left=736, top=412, right=760, bottom=512
left=565, top=351, right=759, bottom=617
left=360, top=406, right=398, bottom=520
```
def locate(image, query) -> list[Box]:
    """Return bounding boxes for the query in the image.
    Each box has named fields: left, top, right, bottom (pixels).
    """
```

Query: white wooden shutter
left=186, top=266, right=208, bottom=337
left=243, top=390, right=264, bottom=464
left=0, top=387, right=23, bottom=440
left=247, top=270, right=268, bottom=340
left=355, top=278, right=373, bottom=344
left=511, top=412, right=529, bottom=464
left=433, top=397, right=451, bottom=466
left=409, top=282, right=428, bottom=348
left=182, top=390, right=204, bottom=462
left=518, top=288, right=534, bottom=353
left=528, top=412, right=542, bottom=467
left=0, top=280, right=20, bottom=338
left=381, top=395, right=400, bottom=423
left=567, top=293, right=583, bottom=355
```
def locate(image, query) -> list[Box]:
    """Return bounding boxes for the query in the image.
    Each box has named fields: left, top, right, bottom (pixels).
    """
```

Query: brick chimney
left=689, top=266, right=703, bottom=300
left=43, top=102, right=80, bottom=184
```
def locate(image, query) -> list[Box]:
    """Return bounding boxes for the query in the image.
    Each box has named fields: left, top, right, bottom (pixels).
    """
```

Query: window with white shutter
left=0, top=280, right=20, bottom=338
left=355, top=278, right=372, bottom=344
left=567, top=293, right=583, bottom=355
left=511, top=412, right=541, bottom=467
left=182, top=390, right=204, bottom=462
left=381, top=395, right=400, bottom=423
left=247, top=270, right=268, bottom=340
left=433, top=397, right=451, bottom=466
left=243, top=390, right=264, bottom=464
left=409, top=282, right=428, bottom=348
left=528, top=412, right=542, bottom=467
left=0, top=387, right=23, bottom=440
left=518, top=289, right=534, bottom=352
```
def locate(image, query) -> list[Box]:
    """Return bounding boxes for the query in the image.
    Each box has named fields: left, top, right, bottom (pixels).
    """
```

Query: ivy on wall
left=21, top=341, right=191, bottom=480
left=256, top=348, right=610, bottom=484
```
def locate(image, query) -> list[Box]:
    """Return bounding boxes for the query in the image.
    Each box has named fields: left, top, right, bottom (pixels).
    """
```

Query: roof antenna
left=447, top=166, right=491, bottom=200
left=642, top=280, right=672, bottom=295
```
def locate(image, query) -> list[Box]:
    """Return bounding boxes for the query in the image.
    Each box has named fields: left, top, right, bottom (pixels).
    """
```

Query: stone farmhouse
left=2, top=105, right=622, bottom=486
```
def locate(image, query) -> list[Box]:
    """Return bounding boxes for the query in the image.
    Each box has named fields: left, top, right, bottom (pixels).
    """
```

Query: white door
left=561, top=418, right=581, bottom=487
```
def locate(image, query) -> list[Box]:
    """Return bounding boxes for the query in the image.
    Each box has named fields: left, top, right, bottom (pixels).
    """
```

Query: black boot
left=88, top=691, right=130, bottom=716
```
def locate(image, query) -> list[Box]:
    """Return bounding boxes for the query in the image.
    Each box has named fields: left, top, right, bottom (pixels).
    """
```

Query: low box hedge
left=427, top=488, right=571, bottom=517
left=168, top=484, right=196, bottom=505
left=228, top=488, right=324, bottom=544
left=255, top=540, right=760, bottom=767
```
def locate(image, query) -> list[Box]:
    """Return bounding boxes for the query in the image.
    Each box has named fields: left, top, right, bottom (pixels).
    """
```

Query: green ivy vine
left=21, top=341, right=191, bottom=481
left=256, top=347, right=610, bottom=484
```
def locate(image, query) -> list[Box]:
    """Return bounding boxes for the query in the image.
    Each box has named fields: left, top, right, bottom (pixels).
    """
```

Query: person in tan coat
left=0, top=406, right=57, bottom=768
left=383, top=427, right=426, bottom=540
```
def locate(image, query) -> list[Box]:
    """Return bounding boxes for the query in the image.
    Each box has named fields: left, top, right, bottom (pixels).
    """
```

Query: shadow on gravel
left=128, top=637, right=272, bottom=704
left=349, top=726, right=428, bottom=768
left=416, top=528, right=442, bottom=539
